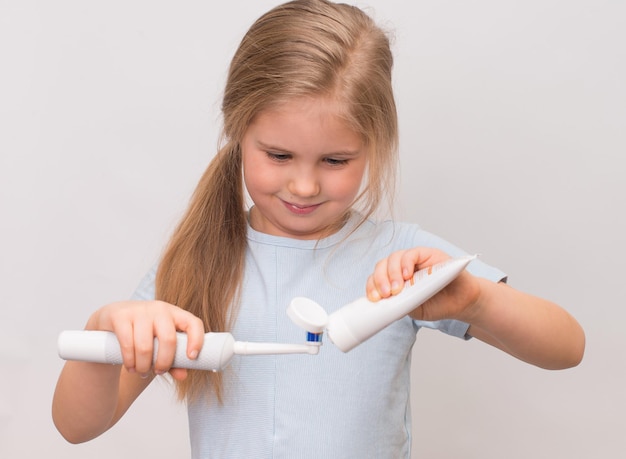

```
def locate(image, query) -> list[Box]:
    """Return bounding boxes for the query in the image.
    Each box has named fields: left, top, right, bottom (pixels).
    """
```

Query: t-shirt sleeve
left=402, top=223, right=508, bottom=339
left=406, top=225, right=507, bottom=283
left=130, top=265, right=157, bottom=301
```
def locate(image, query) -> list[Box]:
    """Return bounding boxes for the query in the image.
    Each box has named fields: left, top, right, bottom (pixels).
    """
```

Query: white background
left=1, top=0, right=624, bottom=457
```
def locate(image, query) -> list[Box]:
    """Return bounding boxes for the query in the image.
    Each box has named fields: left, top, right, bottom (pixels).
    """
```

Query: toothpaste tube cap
left=287, top=297, right=329, bottom=334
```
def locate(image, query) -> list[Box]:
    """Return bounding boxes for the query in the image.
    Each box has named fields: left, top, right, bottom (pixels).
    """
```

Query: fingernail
left=368, top=289, right=381, bottom=302
left=391, top=281, right=400, bottom=293
left=139, top=372, right=150, bottom=379
left=189, top=350, right=199, bottom=360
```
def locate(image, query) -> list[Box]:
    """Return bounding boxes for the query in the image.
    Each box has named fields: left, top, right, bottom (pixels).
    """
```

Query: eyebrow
left=256, top=140, right=362, bottom=157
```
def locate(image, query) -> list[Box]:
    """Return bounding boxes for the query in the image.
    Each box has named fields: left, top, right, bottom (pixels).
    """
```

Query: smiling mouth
left=282, top=200, right=321, bottom=215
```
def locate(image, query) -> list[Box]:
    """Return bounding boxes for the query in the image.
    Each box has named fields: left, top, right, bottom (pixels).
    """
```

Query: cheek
left=243, top=155, right=274, bottom=195
left=243, top=167, right=260, bottom=196
left=325, top=172, right=363, bottom=203
left=340, top=164, right=367, bottom=198
left=242, top=154, right=259, bottom=195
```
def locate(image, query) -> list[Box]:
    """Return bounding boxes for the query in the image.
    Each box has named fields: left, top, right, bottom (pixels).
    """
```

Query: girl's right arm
left=52, top=300, right=205, bottom=443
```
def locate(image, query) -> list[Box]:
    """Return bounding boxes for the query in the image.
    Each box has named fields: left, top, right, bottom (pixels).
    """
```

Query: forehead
left=259, top=95, right=349, bottom=123
left=246, top=97, right=364, bottom=153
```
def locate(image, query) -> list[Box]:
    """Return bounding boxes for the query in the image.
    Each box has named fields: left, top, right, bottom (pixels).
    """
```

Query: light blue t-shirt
left=132, top=215, right=506, bottom=458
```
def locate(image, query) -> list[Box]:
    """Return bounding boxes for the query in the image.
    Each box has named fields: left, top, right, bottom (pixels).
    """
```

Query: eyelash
left=324, top=158, right=349, bottom=166
left=265, top=152, right=349, bottom=167
left=266, top=152, right=290, bottom=162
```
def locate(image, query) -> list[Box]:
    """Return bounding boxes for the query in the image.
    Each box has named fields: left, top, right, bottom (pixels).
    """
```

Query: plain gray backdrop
left=1, top=0, right=624, bottom=457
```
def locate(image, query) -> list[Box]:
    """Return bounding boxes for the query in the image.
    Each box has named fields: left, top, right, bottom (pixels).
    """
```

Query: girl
left=52, top=1, right=585, bottom=457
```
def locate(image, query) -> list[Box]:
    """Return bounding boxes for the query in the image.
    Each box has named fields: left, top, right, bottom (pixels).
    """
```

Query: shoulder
left=130, top=265, right=157, bottom=300
left=355, top=217, right=507, bottom=283
left=351, top=217, right=432, bottom=250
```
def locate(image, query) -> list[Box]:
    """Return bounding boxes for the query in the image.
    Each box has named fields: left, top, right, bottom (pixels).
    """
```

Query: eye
left=266, top=152, right=291, bottom=162
left=323, top=157, right=349, bottom=167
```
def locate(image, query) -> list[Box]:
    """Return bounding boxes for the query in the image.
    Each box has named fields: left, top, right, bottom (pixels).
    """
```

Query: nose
left=287, top=167, right=320, bottom=198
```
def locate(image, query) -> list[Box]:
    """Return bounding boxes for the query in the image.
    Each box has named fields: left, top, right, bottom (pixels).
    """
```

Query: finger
left=113, top=318, right=137, bottom=373
left=169, top=368, right=189, bottom=381
left=132, top=319, right=156, bottom=375
left=152, top=317, right=177, bottom=375
left=400, top=249, right=421, bottom=280
left=366, top=275, right=382, bottom=301
left=385, top=251, right=406, bottom=295
left=409, top=247, right=448, bottom=271
left=171, top=309, right=205, bottom=360
left=370, top=257, right=391, bottom=299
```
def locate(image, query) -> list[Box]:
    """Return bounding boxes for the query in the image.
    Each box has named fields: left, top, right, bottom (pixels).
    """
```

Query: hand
left=85, top=300, right=205, bottom=381
left=365, top=247, right=482, bottom=322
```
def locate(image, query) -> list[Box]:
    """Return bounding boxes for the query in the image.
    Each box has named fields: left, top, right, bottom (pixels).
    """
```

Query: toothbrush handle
left=57, top=330, right=236, bottom=371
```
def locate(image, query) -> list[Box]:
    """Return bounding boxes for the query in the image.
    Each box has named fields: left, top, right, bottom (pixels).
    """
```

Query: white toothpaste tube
left=327, top=255, right=476, bottom=352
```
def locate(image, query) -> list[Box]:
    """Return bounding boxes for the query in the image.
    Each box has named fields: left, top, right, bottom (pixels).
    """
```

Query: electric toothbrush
left=58, top=255, right=475, bottom=368
left=57, top=328, right=321, bottom=372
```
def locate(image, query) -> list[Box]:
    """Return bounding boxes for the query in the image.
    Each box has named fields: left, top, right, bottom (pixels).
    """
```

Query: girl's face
left=242, top=97, right=367, bottom=239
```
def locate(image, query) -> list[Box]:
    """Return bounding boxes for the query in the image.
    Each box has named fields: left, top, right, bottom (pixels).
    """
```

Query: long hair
left=156, top=0, right=398, bottom=402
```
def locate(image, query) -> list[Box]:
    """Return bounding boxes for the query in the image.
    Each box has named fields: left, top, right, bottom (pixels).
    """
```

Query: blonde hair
left=156, top=0, right=398, bottom=402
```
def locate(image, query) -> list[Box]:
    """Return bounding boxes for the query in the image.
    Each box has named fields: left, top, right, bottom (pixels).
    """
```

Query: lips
left=282, top=200, right=321, bottom=215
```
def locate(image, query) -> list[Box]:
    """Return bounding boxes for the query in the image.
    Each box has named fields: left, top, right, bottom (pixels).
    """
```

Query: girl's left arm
left=462, top=278, right=585, bottom=369
left=367, top=247, right=585, bottom=370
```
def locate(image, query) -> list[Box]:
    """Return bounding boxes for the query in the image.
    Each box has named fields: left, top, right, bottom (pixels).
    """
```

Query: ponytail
left=155, top=143, right=247, bottom=402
